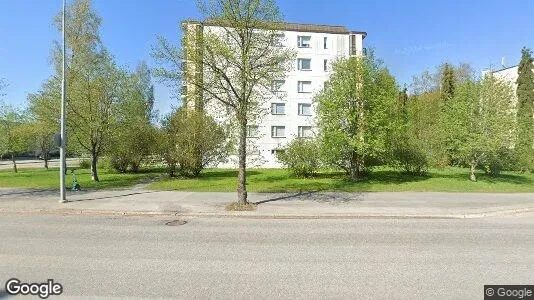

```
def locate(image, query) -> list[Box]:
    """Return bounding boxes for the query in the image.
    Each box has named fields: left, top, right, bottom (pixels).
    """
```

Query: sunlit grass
left=149, top=167, right=534, bottom=193
left=0, top=167, right=161, bottom=190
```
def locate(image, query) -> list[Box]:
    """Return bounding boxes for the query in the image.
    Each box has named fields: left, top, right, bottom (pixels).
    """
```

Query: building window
left=271, top=80, right=285, bottom=92
left=297, top=36, right=311, bottom=48
left=298, top=58, right=311, bottom=71
left=298, top=126, right=313, bottom=138
left=324, top=37, right=328, bottom=49
left=246, top=125, right=259, bottom=138
left=271, top=126, right=286, bottom=138
left=349, top=34, right=358, bottom=55
left=324, top=59, right=328, bottom=71
left=297, top=81, right=312, bottom=93
left=271, top=103, right=286, bottom=115
left=298, top=103, right=312, bottom=116
left=271, top=149, right=286, bottom=157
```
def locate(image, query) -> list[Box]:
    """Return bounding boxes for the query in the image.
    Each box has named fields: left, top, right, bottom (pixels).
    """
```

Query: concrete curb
left=2, top=206, right=534, bottom=219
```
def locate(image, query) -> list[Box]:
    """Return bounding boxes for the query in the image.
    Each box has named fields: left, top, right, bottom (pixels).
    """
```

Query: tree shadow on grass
left=432, top=169, right=533, bottom=185
left=193, top=170, right=261, bottom=179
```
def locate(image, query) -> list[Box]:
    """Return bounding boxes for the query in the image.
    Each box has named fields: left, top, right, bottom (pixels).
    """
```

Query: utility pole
left=59, top=0, right=67, bottom=203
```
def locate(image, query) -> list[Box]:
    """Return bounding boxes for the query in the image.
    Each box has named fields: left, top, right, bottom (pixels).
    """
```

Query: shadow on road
left=254, top=191, right=364, bottom=205
left=66, top=191, right=158, bottom=202
left=0, top=189, right=56, bottom=197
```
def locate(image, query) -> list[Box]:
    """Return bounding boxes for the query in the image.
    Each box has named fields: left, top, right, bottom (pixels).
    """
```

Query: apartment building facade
left=182, top=20, right=366, bottom=167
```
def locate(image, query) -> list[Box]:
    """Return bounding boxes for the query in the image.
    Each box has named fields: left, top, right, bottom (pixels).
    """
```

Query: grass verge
left=149, top=167, right=534, bottom=193
left=0, top=168, right=162, bottom=190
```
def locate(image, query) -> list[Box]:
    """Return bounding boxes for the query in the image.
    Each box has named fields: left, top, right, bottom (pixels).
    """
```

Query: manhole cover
left=165, top=220, right=187, bottom=226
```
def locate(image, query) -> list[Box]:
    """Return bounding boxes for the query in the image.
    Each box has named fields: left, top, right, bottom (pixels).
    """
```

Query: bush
left=98, top=157, right=115, bottom=172
left=158, top=108, right=229, bottom=177
left=277, top=138, right=321, bottom=178
left=391, top=143, right=429, bottom=175
left=110, top=156, right=130, bottom=173
left=79, top=159, right=91, bottom=169
left=481, top=148, right=518, bottom=176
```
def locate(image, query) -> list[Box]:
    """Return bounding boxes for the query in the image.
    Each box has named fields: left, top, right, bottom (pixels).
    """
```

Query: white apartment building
left=182, top=21, right=366, bottom=168
left=484, top=62, right=534, bottom=108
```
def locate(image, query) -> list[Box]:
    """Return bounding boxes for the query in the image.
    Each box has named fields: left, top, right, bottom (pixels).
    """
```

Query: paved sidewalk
left=1, top=186, right=533, bottom=218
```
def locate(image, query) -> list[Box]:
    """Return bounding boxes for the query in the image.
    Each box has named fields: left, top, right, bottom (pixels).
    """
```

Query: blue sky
left=1, top=0, right=533, bottom=115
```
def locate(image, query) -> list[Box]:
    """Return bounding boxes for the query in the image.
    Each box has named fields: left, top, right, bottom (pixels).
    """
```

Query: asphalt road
left=1, top=214, right=533, bottom=299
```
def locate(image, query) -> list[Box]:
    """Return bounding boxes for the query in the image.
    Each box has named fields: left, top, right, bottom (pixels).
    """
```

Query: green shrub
left=481, top=148, right=518, bottom=176
left=159, top=108, right=229, bottom=177
left=391, top=143, right=429, bottom=175
left=79, top=159, right=91, bottom=169
left=277, top=138, right=321, bottom=178
left=110, top=156, right=130, bottom=173
left=98, top=157, right=115, bottom=172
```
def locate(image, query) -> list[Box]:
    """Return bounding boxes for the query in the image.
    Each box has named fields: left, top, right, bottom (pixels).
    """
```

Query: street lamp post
left=59, top=0, right=67, bottom=203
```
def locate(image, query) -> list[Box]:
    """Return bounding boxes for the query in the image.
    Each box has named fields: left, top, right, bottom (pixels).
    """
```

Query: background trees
left=0, top=103, right=30, bottom=172
left=444, top=76, right=515, bottom=181
left=108, top=62, right=157, bottom=173
left=315, top=53, right=398, bottom=180
left=28, top=0, right=157, bottom=180
left=515, top=47, right=534, bottom=172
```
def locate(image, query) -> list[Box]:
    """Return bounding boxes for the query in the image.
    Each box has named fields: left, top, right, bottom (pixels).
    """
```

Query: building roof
left=490, top=65, right=519, bottom=73
left=182, top=19, right=367, bottom=38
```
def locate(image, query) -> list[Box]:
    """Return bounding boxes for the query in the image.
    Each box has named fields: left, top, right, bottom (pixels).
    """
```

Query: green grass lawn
left=0, top=168, right=161, bottom=190
left=149, top=167, right=534, bottom=193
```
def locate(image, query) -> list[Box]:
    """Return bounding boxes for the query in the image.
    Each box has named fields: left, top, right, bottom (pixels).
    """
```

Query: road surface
left=1, top=214, right=533, bottom=299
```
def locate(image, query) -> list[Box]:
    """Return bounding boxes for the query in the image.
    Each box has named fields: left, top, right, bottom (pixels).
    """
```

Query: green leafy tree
left=153, top=0, right=295, bottom=203
left=409, top=63, right=476, bottom=167
left=27, top=88, right=60, bottom=170
left=109, top=62, right=157, bottom=173
left=515, top=47, right=534, bottom=172
left=0, top=104, right=31, bottom=172
left=444, top=76, right=515, bottom=181
left=390, top=88, right=429, bottom=175
left=315, top=53, right=398, bottom=180
left=30, top=0, right=124, bottom=181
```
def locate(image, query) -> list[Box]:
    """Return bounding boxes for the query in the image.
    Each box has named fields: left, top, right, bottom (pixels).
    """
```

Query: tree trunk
left=348, top=151, right=360, bottom=181
left=11, top=154, right=17, bottom=173
left=237, top=117, right=248, bottom=204
left=91, top=152, right=99, bottom=182
left=469, top=158, right=477, bottom=182
left=44, top=154, right=49, bottom=170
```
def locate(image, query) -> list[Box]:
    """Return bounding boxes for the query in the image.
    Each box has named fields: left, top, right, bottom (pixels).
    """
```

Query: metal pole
left=59, top=0, right=67, bottom=203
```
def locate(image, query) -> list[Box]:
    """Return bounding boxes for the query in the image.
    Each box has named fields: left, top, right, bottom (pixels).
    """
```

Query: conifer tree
left=516, top=47, right=534, bottom=171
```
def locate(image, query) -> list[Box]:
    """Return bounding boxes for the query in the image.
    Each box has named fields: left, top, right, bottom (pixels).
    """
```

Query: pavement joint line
left=1, top=206, right=534, bottom=219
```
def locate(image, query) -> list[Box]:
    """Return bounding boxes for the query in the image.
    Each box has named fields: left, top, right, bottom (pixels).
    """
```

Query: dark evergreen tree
left=398, top=85, right=409, bottom=123
left=516, top=47, right=534, bottom=171
left=441, top=63, right=456, bottom=101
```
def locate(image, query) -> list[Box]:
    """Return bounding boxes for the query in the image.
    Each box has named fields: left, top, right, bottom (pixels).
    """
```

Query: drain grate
left=165, top=219, right=187, bottom=226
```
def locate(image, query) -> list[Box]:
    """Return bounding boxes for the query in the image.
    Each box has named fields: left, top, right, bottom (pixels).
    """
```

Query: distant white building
left=484, top=62, right=534, bottom=108
left=182, top=20, right=366, bottom=168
